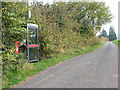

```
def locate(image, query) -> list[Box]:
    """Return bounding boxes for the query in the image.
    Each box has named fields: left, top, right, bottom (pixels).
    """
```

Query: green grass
left=112, top=40, right=120, bottom=47
left=3, top=41, right=106, bottom=88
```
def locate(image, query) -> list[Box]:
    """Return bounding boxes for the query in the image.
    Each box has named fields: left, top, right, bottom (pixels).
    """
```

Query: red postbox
left=15, top=41, right=19, bottom=53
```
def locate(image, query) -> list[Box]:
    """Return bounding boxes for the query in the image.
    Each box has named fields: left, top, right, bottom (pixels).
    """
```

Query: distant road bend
left=15, top=42, right=118, bottom=88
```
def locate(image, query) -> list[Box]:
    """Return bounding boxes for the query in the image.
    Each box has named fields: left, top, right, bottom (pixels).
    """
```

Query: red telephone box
left=15, top=41, right=19, bottom=53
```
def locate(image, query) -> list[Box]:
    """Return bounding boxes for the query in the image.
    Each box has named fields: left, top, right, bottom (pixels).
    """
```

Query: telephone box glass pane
left=28, top=26, right=37, bottom=44
left=29, top=47, right=38, bottom=60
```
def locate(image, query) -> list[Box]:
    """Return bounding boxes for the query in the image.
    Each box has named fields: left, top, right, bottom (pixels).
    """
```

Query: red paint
left=29, top=44, right=38, bottom=47
left=15, top=41, right=19, bottom=53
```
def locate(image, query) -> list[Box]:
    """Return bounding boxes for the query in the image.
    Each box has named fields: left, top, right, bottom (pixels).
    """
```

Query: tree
left=109, top=26, right=117, bottom=41
left=68, top=2, right=113, bottom=36
left=100, top=29, right=108, bottom=37
left=2, top=2, right=28, bottom=49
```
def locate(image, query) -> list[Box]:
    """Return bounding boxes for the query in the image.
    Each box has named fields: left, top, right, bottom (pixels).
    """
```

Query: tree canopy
left=109, top=26, right=117, bottom=41
left=99, top=28, right=108, bottom=37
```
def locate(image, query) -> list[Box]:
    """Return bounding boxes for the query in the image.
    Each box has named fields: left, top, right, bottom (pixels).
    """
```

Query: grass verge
left=3, top=41, right=106, bottom=88
left=112, top=40, right=120, bottom=47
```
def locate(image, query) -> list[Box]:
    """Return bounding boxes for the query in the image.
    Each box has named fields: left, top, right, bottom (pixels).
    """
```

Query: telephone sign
left=27, top=23, right=39, bottom=62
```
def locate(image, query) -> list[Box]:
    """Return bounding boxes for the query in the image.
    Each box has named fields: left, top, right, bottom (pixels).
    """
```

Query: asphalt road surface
left=15, top=42, right=118, bottom=88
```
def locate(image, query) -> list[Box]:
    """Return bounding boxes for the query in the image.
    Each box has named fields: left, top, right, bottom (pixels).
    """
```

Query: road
left=15, top=42, right=118, bottom=88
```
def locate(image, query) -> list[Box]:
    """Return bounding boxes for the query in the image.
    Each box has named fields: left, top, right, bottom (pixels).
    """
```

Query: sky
left=32, top=0, right=119, bottom=37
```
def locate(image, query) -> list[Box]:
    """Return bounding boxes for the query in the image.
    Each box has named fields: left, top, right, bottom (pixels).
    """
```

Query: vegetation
left=99, top=26, right=117, bottom=41
left=99, top=28, right=109, bottom=41
left=1, top=1, right=112, bottom=88
left=2, top=2, right=27, bottom=75
left=112, top=40, right=120, bottom=47
left=99, top=29, right=108, bottom=38
left=109, top=26, right=117, bottom=41
left=31, top=1, right=112, bottom=59
left=0, top=42, right=1, bottom=89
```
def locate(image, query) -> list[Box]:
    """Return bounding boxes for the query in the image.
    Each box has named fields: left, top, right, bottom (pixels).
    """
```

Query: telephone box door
left=27, top=23, right=39, bottom=62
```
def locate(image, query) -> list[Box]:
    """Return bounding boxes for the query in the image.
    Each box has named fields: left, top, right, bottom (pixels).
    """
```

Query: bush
left=101, top=37, right=109, bottom=41
left=89, top=37, right=102, bottom=46
left=2, top=48, right=25, bottom=77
